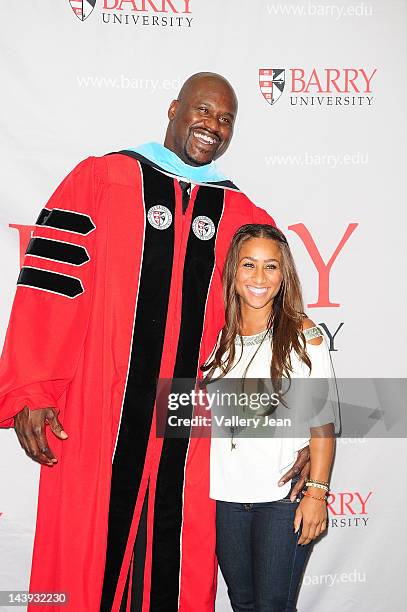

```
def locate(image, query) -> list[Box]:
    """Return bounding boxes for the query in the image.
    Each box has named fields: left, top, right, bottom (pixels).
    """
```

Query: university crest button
left=192, top=215, right=216, bottom=241
left=147, top=205, right=173, bottom=230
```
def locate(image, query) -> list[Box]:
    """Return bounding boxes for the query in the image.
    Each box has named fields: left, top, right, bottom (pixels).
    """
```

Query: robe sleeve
left=252, top=203, right=277, bottom=227
left=0, top=157, right=104, bottom=427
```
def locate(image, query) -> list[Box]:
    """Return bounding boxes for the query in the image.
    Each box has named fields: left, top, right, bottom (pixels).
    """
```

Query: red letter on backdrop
left=355, top=491, right=373, bottom=515
left=290, top=68, right=306, bottom=93
left=9, top=224, right=35, bottom=268
left=288, top=223, right=358, bottom=308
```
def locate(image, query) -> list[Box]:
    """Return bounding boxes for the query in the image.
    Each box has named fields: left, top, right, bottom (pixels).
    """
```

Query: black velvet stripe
left=129, top=488, right=149, bottom=612
left=113, top=150, right=165, bottom=175
left=17, top=267, right=83, bottom=298
left=118, top=488, right=149, bottom=612
left=150, top=186, right=225, bottom=611
left=100, top=162, right=175, bottom=611
left=119, top=563, right=131, bottom=612
left=26, top=237, right=89, bottom=266
left=36, top=208, right=95, bottom=235
left=206, top=179, right=240, bottom=191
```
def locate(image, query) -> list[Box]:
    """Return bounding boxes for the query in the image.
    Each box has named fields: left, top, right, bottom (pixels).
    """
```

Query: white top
left=209, top=326, right=336, bottom=503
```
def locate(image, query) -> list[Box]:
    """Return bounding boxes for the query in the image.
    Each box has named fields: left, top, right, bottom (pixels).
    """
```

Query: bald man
left=0, top=73, right=309, bottom=611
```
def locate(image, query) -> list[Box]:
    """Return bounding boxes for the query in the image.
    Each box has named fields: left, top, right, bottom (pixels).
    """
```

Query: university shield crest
left=259, top=69, right=285, bottom=105
left=69, top=0, right=96, bottom=21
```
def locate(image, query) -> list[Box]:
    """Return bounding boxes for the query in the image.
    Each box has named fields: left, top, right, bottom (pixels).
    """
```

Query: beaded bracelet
left=307, top=478, right=329, bottom=486
left=302, top=491, right=327, bottom=502
left=305, top=481, right=329, bottom=492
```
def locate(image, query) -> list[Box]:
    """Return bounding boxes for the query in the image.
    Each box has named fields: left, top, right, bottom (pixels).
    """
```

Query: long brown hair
left=202, top=224, right=311, bottom=386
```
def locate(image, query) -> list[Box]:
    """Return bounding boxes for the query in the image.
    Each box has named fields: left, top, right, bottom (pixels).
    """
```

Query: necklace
left=230, top=328, right=272, bottom=450
left=235, top=329, right=271, bottom=346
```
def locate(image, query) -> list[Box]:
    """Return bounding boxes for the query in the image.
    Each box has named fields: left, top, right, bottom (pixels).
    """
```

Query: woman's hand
left=294, top=495, right=327, bottom=545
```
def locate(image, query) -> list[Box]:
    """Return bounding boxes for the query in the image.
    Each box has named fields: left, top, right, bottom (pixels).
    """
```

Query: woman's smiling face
left=235, top=237, right=284, bottom=313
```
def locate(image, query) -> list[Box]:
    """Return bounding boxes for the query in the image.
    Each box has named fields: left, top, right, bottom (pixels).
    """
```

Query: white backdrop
left=1, top=1, right=406, bottom=610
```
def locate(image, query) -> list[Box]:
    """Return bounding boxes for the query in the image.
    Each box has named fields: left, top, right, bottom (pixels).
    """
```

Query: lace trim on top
left=303, top=325, right=324, bottom=341
left=234, top=325, right=323, bottom=346
left=235, top=329, right=272, bottom=346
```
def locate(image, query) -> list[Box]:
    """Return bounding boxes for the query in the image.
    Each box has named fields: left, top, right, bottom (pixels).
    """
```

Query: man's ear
left=168, top=99, right=179, bottom=120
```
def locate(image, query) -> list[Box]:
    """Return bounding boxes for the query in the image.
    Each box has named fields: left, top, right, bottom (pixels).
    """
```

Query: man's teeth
left=193, top=131, right=216, bottom=145
left=247, top=286, right=268, bottom=295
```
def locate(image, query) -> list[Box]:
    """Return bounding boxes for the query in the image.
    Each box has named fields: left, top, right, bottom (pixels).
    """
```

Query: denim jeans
left=216, top=479, right=313, bottom=612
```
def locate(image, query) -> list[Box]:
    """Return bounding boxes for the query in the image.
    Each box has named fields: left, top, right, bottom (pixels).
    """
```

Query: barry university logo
left=69, top=0, right=96, bottom=21
left=68, top=0, right=193, bottom=26
left=259, top=67, right=376, bottom=108
left=259, top=69, right=285, bottom=106
left=192, top=216, right=215, bottom=241
left=147, top=205, right=173, bottom=230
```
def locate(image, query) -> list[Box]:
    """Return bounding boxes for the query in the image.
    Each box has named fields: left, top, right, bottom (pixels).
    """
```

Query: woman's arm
left=293, top=318, right=337, bottom=544
left=309, top=423, right=336, bottom=484
left=293, top=425, right=335, bottom=545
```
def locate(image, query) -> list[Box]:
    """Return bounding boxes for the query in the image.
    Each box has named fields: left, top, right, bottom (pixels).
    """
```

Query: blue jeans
left=216, top=480, right=312, bottom=612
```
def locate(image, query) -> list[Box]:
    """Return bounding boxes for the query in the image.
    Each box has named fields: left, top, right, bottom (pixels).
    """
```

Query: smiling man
left=164, top=73, right=237, bottom=166
left=0, top=72, right=309, bottom=611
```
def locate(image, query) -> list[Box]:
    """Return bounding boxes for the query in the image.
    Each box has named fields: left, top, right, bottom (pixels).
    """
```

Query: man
left=0, top=73, right=310, bottom=611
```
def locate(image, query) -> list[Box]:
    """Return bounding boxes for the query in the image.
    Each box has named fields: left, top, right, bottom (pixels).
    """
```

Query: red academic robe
left=0, top=152, right=275, bottom=611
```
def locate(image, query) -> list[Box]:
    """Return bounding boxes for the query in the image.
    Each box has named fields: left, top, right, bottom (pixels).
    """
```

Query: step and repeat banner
left=0, top=1, right=406, bottom=611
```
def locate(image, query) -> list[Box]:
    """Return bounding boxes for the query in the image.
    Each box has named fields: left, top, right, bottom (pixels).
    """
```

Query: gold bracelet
left=307, top=478, right=329, bottom=487
left=306, top=481, right=329, bottom=492
left=302, top=491, right=327, bottom=502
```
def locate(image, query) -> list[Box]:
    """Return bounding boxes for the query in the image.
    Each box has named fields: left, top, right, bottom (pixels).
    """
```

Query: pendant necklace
left=230, top=328, right=271, bottom=451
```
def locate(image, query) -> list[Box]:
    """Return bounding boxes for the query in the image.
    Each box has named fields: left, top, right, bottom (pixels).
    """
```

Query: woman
left=202, top=224, right=338, bottom=612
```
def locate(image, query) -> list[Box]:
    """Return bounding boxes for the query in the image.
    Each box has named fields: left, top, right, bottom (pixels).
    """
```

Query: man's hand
left=14, top=406, right=68, bottom=466
left=278, top=445, right=310, bottom=501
